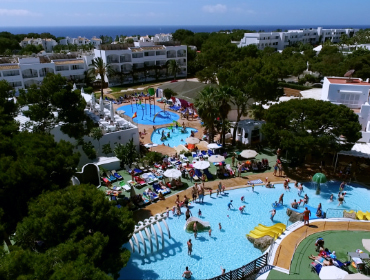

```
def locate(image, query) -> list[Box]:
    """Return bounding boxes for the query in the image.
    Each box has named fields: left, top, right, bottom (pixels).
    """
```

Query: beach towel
left=248, top=179, right=263, bottom=184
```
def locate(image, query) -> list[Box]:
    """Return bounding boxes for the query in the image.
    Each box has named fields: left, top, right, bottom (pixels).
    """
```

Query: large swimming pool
left=117, top=104, right=179, bottom=125
left=119, top=181, right=370, bottom=279
left=151, top=127, right=198, bottom=147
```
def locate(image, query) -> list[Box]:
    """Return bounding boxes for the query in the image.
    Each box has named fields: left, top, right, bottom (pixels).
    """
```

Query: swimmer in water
left=270, top=209, right=276, bottom=221
left=241, top=196, right=245, bottom=202
left=181, top=139, right=183, bottom=141
left=219, top=223, right=222, bottom=230
left=330, top=194, right=334, bottom=201
left=228, top=200, right=234, bottom=210
left=239, top=205, right=246, bottom=213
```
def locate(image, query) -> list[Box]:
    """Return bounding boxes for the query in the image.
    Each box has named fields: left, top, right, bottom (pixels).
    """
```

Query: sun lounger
left=180, top=154, right=189, bottom=162
left=127, top=180, right=139, bottom=188
left=143, top=190, right=159, bottom=201
left=101, top=177, right=111, bottom=186
left=310, top=262, right=322, bottom=275
left=134, top=176, right=147, bottom=186
left=125, top=165, right=132, bottom=174
left=106, top=171, right=117, bottom=182
left=112, top=170, right=123, bottom=180
left=204, top=169, right=213, bottom=180
left=118, top=181, right=131, bottom=191
left=153, top=183, right=171, bottom=195
left=208, top=150, right=214, bottom=156
left=138, top=162, right=148, bottom=172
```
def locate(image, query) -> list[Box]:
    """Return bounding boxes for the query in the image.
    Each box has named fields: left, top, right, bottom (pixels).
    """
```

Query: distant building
left=238, top=27, right=358, bottom=51
left=230, top=119, right=265, bottom=145
left=19, top=37, right=58, bottom=52
left=0, top=53, right=93, bottom=89
left=321, top=77, right=370, bottom=142
left=59, top=36, right=102, bottom=48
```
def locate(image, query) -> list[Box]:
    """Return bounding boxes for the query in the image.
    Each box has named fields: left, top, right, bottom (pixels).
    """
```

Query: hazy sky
left=0, top=0, right=369, bottom=26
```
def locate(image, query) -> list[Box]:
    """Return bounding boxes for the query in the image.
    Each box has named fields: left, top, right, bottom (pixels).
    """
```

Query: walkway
left=273, top=220, right=370, bottom=271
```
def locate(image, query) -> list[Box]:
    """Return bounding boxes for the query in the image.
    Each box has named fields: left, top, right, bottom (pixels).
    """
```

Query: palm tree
left=167, top=59, right=181, bottom=80
left=194, top=86, right=219, bottom=143
left=88, top=57, right=113, bottom=99
left=215, top=86, right=232, bottom=146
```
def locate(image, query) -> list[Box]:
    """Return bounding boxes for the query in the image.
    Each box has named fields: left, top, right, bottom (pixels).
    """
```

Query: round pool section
left=119, top=181, right=370, bottom=279
left=151, top=127, right=198, bottom=147
left=116, top=104, right=179, bottom=125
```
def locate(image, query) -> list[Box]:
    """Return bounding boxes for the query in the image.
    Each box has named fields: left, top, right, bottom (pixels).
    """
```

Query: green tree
left=0, top=132, right=79, bottom=247
left=194, top=86, right=219, bottom=142
left=90, top=127, right=104, bottom=152
left=114, top=138, right=138, bottom=167
left=18, top=73, right=91, bottom=139
left=1, top=184, right=134, bottom=279
left=167, top=59, right=181, bottom=80
left=215, top=86, right=232, bottom=146
left=88, top=57, right=113, bottom=99
left=262, top=99, right=362, bottom=162
left=102, top=143, right=113, bottom=155
left=172, top=29, right=194, bottom=42
left=82, top=140, right=97, bottom=160
left=163, top=88, right=176, bottom=101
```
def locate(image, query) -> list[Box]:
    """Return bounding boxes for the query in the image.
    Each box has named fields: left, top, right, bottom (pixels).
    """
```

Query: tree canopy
left=0, top=184, right=134, bottom=279
left=261, top=99, right=362, bottom=160
left=18, top=73, right=92, bottom=139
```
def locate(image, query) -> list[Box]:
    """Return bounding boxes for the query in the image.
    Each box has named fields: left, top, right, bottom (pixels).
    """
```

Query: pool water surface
left=119, top=181, right=370, bottom=279
left=117, top=104, right=179, bottom=125
left=151, top=127, right=198, bottom=147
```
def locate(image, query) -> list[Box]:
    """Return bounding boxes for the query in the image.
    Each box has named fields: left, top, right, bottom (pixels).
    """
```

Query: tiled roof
left=54, top=59, right=84, bottom=65
left=0, top=65, right=20, bottom=70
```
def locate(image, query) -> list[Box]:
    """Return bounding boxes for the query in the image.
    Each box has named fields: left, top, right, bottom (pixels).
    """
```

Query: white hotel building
left=95, top=42, right=187, bottom=87
left=238, top=27, right=358, bottom=51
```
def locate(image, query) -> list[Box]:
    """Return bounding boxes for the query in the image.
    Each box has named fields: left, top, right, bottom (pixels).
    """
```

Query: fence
left=208, top=253, right=268, bottom=280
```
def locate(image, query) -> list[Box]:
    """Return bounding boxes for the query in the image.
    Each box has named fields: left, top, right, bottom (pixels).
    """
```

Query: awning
left=338, top=143, right=370, bottom=159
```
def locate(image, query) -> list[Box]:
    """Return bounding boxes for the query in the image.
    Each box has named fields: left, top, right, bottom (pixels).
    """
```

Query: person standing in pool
left=270, top=209, right=276, bottom=221
left=339, top=181, right=345, bottom=191
left=251, top=184, right=254, bottom=192
left=241, top=196, right=245, bottom=202
left=193, top=222, right=198, bottom=238
left=219, top=223, right=222, bottom=230
left=187, top=240, right=192, bottom=256
left=278, top=194, right=284, bottom=205
left=228, top=200, right=234, bottom=210
left=185, top=207, right=192, bottom=221
left=303, top=207, right=311, bottom=226
left=182, top=266, right=192, bottom=278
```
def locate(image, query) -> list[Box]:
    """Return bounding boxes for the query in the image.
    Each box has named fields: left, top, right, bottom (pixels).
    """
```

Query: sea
left=2, top=25, right=370, bottom=38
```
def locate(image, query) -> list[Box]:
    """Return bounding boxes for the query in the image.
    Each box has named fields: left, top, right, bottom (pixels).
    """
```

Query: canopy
left=240, top=149, right=258, bottom=159
left=319, top=266, right=348, bottom=279
left=196, top=141, right=209, bottom=151
left=163, top=169, right=181, bottom=178
left=338, top=143, right=370, bottom=159
left=193, top=161, right=210, bottom=170
left=343, top=273, right=370, bottom=279
left=208, top=143, right=222, bottom=149
left=110, top=101, right=114, bottom=119
left=208, top=155, right=225, bottom=163
left=185, top=137, right=200, bottom=144
left=130, top=185, right=136, bottom=197
left=312, top=173, right=327, bottom=183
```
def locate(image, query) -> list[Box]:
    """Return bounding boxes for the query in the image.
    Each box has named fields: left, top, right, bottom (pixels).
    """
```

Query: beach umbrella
left=110, top=101, right=115, bottom=119
left=99, top=96, right=104, bottom=114
left=196, top=141, right=209, bottom=151
left=81, top=87, right=85, bottom=94
left=193, top=161, right=210, bottom=170
left=319, top=266, right=348, bottom=279
left=208, top=155, right=225, bottom=163
left=163, top=169, right=181, bottom=178
left=72, top=83, right=77, bottom=91
left=71, top=176, right=80, bottom=185
left=312, top=173, right=327, bottom=195
left=185, top=137, right=200, bottom=144
left=207, top=143, right=222, bottom=149
left=240, top=149, right=258, bottom=159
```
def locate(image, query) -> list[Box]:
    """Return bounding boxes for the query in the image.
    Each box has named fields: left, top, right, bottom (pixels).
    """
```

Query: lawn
left=267, top=231, right=370, bottom=279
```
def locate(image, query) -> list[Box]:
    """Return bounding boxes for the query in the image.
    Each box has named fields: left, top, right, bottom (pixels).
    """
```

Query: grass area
left=268, top=231, right=370, bottom=279
left=100, top=150, right=278, bottom=197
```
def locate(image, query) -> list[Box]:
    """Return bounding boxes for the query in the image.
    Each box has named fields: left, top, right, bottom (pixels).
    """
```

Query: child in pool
left=219, top=223, right=222, bottom=230
left=241, top=196, right=245, bottom=202
left=198, top=209, right=202, bottom=217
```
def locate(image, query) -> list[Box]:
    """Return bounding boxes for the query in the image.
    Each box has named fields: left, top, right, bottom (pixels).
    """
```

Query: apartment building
left=19, top=37, right=58, bottom=52
left=0, top=54, right=93, bottom=89
left=95, top=42, right=187, bottom=86
left=59, top=36, right=102, bottom=48
left=238, top=27, right=358, bottom=51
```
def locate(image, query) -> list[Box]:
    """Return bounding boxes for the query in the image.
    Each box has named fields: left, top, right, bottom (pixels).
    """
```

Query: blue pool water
left=151, top=127, right=198, bottom=148
left=119, top=181, right=370, bottom=279
left=117, top=104, right=179, bottom=125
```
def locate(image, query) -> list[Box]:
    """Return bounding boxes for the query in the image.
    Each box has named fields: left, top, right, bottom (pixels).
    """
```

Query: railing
left=208, top=253, right=268, bottom=280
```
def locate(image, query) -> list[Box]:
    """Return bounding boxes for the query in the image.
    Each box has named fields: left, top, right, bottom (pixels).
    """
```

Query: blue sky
left=0, top=0, right=369, bottom=26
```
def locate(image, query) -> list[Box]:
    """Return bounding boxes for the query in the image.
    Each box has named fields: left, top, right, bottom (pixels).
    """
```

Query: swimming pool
left=119, top=181, right=370, bottom=279
left=117, top=104, right=179, bottom=125
left=151, top=127, right=198, bottom=147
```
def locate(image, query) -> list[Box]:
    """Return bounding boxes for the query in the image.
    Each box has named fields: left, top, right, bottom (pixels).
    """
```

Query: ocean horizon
left=2, top=25, right=369, bottom=39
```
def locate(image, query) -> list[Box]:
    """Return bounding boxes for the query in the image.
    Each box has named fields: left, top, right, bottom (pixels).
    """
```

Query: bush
left=144, top=151, right=163, bottom=164
left=279, top=82, right=312, bottom=90
left=84, top=86, right=93, bottom=93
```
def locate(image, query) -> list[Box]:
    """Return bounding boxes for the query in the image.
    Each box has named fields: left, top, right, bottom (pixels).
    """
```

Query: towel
left=248, top=179, right=263, bottom=184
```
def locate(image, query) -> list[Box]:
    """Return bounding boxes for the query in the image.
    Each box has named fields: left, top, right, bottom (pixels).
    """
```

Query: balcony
left=107, top=59, right=119, bottom=64
left=23, top=73, right=38, bottom=79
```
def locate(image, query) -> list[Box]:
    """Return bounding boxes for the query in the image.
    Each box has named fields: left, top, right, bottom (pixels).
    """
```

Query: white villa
left=238, top=27, right=358, bottom=51
left=20, top=37, right=58, bottom=52
left=59, top=36, right=102, bottom=48
left=321, top=77, right=370, bottom=143
left=0, top=54, right=94, bottom=90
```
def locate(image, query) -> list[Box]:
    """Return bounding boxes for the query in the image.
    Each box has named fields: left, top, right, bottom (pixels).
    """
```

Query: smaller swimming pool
left=151, top=127, right=198, bottom=147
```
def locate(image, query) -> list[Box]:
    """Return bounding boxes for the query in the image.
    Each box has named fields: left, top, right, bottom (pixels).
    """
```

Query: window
left=10, top=81, right=22, bottom=87
left=244, top=132, right=249, bottom=138
left=340, top=93, right=360, bottom=105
